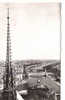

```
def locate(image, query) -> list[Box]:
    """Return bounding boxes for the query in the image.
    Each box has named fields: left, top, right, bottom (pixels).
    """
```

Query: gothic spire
left=2, top=8, right=17, bottom=100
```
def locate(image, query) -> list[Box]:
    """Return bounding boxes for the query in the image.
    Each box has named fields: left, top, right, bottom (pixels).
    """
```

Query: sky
left=0, top=3, right=60, bottom=61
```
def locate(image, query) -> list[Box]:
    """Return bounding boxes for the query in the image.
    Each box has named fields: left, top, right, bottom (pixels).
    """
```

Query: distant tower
left=2, top=8, right=17, bottom=100
left=22, top=65, right=28, bottom=80
left=22, top=65, right=29, bottom=90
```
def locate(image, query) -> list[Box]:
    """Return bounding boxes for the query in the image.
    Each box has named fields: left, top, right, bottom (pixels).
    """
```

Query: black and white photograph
left=0, top=2, right=61, bottom=100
